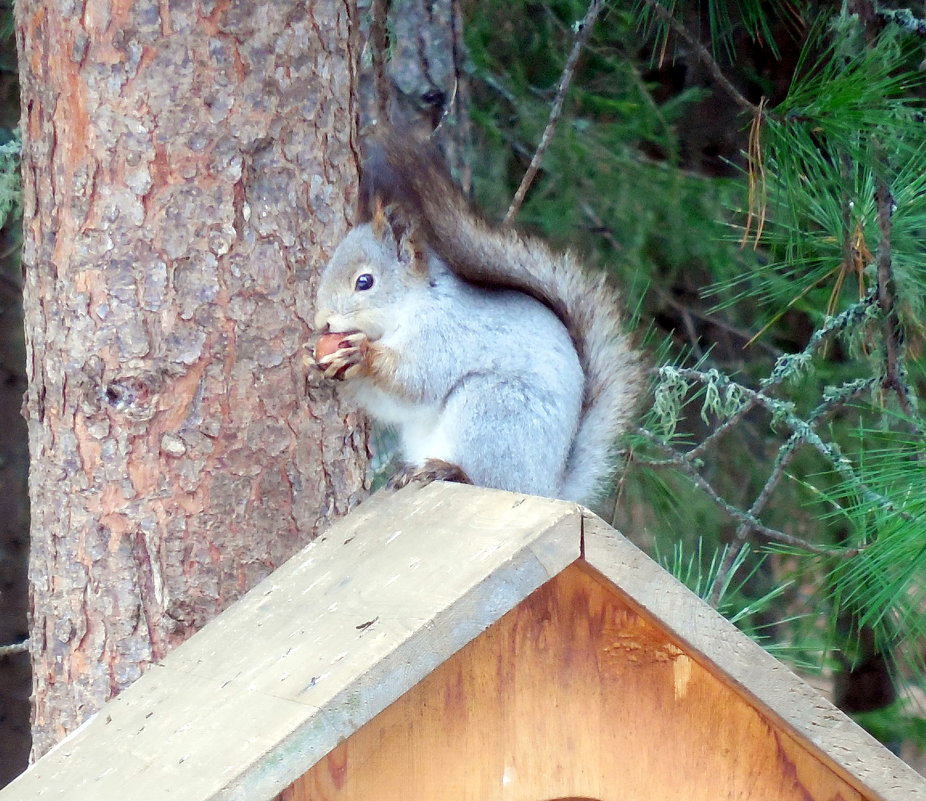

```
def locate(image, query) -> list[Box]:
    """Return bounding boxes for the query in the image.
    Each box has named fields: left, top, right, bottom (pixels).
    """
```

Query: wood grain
left=290, top=562, right=874, bottom=801
left=0, top=484, right=580, bottom=801
left=2, top=485, right=921, bottom=801
left=582, top=514, right=926, bottom=801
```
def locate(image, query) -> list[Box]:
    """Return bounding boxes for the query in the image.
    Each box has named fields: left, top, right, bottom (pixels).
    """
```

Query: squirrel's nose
left=313, top=309, right=331, bottom=332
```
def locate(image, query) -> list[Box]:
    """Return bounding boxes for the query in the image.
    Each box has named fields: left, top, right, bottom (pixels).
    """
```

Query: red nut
left=314, top=333, right=351, bottom=363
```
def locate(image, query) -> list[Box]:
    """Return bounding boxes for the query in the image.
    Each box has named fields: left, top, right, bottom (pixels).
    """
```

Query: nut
left=314, top=332, right=350, bottom=363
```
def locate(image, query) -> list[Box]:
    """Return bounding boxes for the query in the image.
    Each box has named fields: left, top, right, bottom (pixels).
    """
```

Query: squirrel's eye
left=354, top=273, right=375, bottom=291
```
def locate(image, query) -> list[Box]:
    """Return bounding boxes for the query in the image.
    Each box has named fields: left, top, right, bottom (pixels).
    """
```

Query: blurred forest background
left=2, top=0, right=925, bottom=786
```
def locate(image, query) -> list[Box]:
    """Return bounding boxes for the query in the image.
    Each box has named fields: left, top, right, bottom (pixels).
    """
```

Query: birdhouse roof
left=1, top=483, right=922, bottom=801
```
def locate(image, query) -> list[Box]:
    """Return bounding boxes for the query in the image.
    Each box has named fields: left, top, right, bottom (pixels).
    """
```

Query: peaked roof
left=2, top=483, right=922, bottom=801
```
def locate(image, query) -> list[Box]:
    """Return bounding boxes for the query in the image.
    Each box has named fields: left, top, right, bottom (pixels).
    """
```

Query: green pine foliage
left=464, top=0, right=926, bottom=754
left=0, top=131, right=21, bottom=231
left=829, top=429, right=926, bottom=640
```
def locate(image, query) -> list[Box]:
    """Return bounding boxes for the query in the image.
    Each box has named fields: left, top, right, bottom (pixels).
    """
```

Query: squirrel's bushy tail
left=360, top=132, right=644, bottom=503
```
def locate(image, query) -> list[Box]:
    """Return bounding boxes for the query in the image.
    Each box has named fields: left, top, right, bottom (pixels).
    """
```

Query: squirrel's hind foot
left=388, top=459, right=472, bottom=491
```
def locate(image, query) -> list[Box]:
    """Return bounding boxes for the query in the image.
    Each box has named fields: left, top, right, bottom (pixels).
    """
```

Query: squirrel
left=312, top=131, right=643, bottom=504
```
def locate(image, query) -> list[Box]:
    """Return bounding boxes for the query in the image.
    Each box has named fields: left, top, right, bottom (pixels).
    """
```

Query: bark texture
left=17, top=0, right=366, bottom=758
left=358, top=0, right=471, bottom=179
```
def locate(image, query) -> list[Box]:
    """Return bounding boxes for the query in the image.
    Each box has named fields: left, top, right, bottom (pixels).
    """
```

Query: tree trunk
left=357, top=0, right=471, bottom=178
left=16, top=0, right=366, bottom=758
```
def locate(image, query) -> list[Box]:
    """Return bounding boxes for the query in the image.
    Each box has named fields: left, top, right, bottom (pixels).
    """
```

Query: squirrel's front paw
left=315, top=332, right=369, bottom=380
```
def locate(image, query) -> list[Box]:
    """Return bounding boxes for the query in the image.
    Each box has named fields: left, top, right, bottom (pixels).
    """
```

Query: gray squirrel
left=312, top=131, right=642, bottom=504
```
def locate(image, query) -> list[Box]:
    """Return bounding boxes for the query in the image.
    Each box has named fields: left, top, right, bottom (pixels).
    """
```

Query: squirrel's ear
left=371, top=196, right=387, bottom=239
left=378, top=203, right=427, bottom=277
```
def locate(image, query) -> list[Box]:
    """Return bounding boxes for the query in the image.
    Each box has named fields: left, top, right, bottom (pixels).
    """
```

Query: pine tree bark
left=16, top=0, right=366, bottom=758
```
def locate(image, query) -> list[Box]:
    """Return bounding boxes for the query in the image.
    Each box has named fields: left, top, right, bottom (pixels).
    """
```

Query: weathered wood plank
left=582, top=513, right=925, bottom=801
left=291, top=563, right=873, bottom=801
left=6, top=487, right=922, bottom=801
left=0, top=484, right=581, bottom=801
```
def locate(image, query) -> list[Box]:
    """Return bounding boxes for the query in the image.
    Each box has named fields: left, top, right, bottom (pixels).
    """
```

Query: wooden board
left=286, top=562, right=874, bottom=801
left=581, top=515, right=926, bottom=801
left=0, top=484, right=581, bottom=801
left=4, top=484, right=922, bottom=801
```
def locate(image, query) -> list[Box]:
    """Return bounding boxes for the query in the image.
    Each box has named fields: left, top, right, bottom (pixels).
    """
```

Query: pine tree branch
left=635, top=366, right=876, bottom=606
left=647, top=360, right=903, bottom=608
left=850, top=0, right=922, bottom=425
left=703, top=377, right=883, bottom=606
left=765, top=287, right=878, bottom=385
left=635, top=428, right=851, bottom=557
left=0, top=639, right=28, bottom=657
left=877, top=8, right=926, bottom=36
left=639, top=0, right=759, bottom=116
left=370, top=0, right=392, bottom=124
left=647, top=371, right=878, bottom=605
left=657, top=290, right=783, bottom=357
left=668, top=366, right=907, bottom=517
left=504, top=0, right=605, bottom=224
left=874, top=177, right=920, bottom=421
left=707, top=438, right=801, bottom=606
left=676, top=293, right=878, bottom=464
left=646, top=338, right=890, bottom=608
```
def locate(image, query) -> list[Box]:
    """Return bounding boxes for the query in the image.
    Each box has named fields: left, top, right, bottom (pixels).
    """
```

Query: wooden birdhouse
left=2, top=483, right=923, bottom=801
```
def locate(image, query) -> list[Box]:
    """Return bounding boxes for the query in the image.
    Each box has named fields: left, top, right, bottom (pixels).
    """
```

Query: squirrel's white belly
left=399, top=414, right=455, bottom=466
left=349, top=380, right=452, bottom=462
left=347, top=381, right=423, bottom=425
